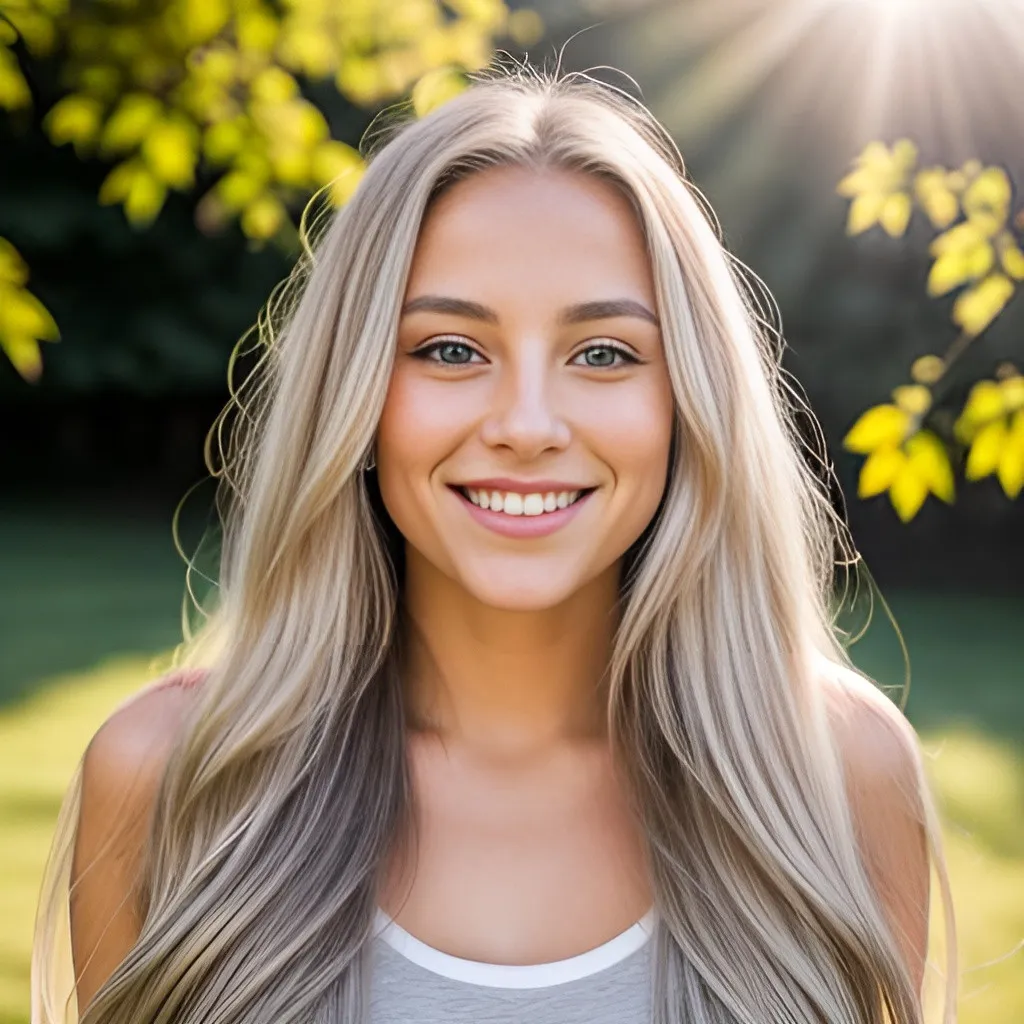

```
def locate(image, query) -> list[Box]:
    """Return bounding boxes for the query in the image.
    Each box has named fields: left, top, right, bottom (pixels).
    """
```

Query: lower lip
left=450, top=487, right=594, bottom=538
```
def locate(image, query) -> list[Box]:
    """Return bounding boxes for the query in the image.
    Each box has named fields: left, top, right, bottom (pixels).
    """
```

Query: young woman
left=32, top=66, right=956, bottom=1024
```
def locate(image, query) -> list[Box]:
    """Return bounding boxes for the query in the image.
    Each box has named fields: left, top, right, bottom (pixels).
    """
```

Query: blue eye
left=413, top=339, right=482, bottom=365
left=572, top=344, right=639, bottom=368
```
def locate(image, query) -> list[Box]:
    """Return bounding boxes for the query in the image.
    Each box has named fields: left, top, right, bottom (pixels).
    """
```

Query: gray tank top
left=368, top=907, right=657, bottom=1023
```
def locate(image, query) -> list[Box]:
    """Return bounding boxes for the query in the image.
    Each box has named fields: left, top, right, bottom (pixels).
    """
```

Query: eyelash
left=410, top=336, right=642, bottom=369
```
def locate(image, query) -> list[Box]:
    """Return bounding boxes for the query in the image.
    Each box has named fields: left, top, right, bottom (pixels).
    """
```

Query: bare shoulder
left=819, top=660, right=925, bottom=808
left=83, top=671, right=202, bottom=800
left=72, top=671, right=204, bottom=1012
left=818, top=658, right=930, bottom=989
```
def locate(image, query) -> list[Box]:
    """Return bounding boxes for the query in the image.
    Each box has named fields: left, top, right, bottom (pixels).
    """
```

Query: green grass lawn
left=0, top=507, right=1021, bottom=1023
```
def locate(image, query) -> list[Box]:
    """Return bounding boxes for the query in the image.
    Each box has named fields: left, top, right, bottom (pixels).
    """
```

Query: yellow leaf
left=4, top=9, right=55, bottom=54
left=292, top=102, right=328, bottom=146
left=98, top=160, right=140, bottom=205
left=411, top=66, right=468, bottom=117
left=0, top=49, right=32, bottom=111
left=965, top=420, right=1007, bottom=480
left=216, top=169, right=266, bottom=212
left=44, top=94, right=104, bottom=151
left=0, top=287, right=59, bottom=341
left=997, top=433, right=1024, bottom=499
left=952, top=273, right=1015, bottom=336
left=843, top=404, right=911, bottom=454
left=277, top=27, right=337, bottom=78
left=999, top=235, right=1024, bottom=280
left=194, top=46, right=237, bottom=87
left=926, top=251, right=972, bottom=297
left=0, top=258, right=59, bottom=382
left=0, top=238, right=28, bottom=286
left=1001, top=376, right=1024, bottom=411
left=910, top=354, right=945, bottom=385
left=963, top=167, right=1011, bottom=222
left=100, top=162, right=166, bottom=224
left=955, top=380, right=1005, bottom=442
left=858, top=141, right=893, bottom=172
left=892, top=384, right=931, bottom=416
left=335, top=57, right=382, bottom=105
left=858, top=446, right=906, bottom=498
left=965, top=240, right=996, bottom=279
left=965, top=210, right=1004, bottom=239
left=311, top=140, right=361, bottom=181
left=904, top=430, right=955, bottom=502
left=176, top=0, right=230, bottom=46
left=311, top=140, right=364, bottom=204
left=251, top=67, right=299, bottom=104
left=237, top=9, right=280, bottom=54
left=141, top=117, right=198, bottom=188
left=1, top=332, right=42, bottom=382
left=241, top=193, right=286, bottom=240
left=879, top=192, right=912, bottom=237
left=929, top=220, right=990, bottom=258
left=846, top=192, right=886, bottom=235
left=914, top=169, right=958, bottom=229
left=99, top=93, right=163, bottom=155
left=269, top=148, right=309, bottom=186
left=203, top=119, right=246, bottom=164
left=927, top=238, right=995, bottom=295
left=889, top=466, right=928, bottom=522
left=124, top=167, right=167, bottom=225
left=836, top=167, right=875, bottom=198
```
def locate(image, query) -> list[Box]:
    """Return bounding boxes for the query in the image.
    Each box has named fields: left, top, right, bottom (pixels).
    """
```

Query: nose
left=480, top=348, right=571, bottom=459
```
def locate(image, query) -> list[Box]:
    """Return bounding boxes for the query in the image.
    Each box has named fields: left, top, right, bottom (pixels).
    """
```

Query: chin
left=453, top=560, right=592, bottom=613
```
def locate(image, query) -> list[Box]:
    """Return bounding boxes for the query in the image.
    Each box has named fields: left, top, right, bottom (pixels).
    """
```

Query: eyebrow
left=400, top=295, right=660, bottom=328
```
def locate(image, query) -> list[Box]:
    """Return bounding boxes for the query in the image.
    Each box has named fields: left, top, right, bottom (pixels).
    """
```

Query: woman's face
left=376, top=166, right=675, bottom=611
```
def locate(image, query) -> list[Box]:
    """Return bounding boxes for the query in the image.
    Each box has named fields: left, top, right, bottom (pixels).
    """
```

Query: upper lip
left=452, top=478, right=595, bottom=494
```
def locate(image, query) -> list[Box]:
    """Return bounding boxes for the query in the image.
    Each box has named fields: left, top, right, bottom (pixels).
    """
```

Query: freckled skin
left=377, top=167, right=675, bottom=612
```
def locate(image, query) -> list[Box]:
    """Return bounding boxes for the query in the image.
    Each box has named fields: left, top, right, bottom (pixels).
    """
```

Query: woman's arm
left=824, top=664, right=931, bottom=995
left=70, top=677, right=198, bottom=1015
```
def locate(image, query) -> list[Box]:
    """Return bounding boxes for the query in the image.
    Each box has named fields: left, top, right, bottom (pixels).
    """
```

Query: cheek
left=587, top=379, right=674, bottom=491
left=378, top=368, right=451, bottom=464
left=375, top=368, right=478, bottom=551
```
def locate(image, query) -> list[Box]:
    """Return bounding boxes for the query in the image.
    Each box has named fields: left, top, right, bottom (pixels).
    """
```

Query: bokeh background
left=1, top=1, right=1022, bottom=1022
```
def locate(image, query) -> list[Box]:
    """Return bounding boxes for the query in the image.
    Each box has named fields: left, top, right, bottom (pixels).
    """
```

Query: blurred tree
left=838, top=142, right=1024, bottom=520
left=0, top=0, right=543, bottom=381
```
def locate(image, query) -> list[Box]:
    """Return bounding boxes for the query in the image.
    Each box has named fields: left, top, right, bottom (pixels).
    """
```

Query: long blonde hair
left=32, top=62, right=955, bottom=1024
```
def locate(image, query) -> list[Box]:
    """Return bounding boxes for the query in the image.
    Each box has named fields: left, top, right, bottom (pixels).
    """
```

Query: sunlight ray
left=653, top=1, right=831, bottom=141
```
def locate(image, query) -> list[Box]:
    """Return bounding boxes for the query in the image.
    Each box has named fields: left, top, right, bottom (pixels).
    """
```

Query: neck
left=399, top=549, right=622, bottom=757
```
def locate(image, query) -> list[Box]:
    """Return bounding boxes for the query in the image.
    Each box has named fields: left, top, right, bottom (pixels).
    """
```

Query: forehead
left=405, top=166, right=656, bottom=307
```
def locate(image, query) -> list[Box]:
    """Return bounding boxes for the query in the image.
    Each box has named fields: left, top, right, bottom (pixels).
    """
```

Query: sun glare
left=620, top=0, right=1024, bottom=172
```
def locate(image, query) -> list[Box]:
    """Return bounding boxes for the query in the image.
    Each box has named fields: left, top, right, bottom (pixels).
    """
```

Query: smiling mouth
left=453, top=486, right=595, bottom=517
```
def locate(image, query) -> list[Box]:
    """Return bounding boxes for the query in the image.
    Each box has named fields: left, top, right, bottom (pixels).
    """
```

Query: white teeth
left=523, top=494, right=545, bottom=516
left=462, top=487, right=589, bottom=517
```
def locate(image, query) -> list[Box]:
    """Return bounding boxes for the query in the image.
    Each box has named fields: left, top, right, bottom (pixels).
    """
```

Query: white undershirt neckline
left=372, top=906, right=658, bottom=989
